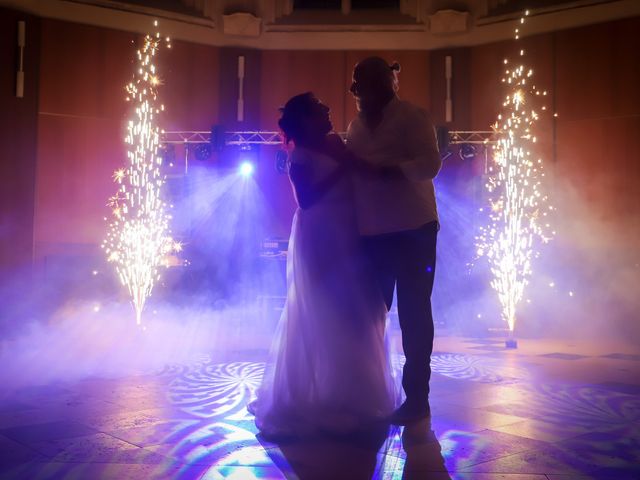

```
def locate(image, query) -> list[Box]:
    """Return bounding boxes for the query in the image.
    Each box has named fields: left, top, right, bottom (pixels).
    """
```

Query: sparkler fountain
left=103, top=22, right=175, bottom=326
left=476, top=11, right=554, bottom=348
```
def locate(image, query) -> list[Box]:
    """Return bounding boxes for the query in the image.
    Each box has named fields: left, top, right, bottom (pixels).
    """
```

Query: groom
left=346, top=56, right=441, bottom=425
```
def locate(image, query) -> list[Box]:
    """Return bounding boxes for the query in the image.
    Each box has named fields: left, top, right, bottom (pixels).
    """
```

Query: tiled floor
left=0, top=335, right=638, bottom=479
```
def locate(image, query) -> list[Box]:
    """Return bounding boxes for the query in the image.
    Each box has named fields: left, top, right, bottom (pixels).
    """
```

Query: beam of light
left=102, top=21, right=175, bottom=326
left=476, top=10, right=554, bottom=332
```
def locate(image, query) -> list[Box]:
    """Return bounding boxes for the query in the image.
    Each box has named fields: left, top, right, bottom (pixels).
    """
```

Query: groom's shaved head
left=351, top=56, right=400, bottom=113
left=355, top=56, right=395, bottom=76
left=352, top=57, right=400, bottom=92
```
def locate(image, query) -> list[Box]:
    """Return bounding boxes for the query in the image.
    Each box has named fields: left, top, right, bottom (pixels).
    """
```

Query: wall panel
left=161, top=40, right=220, bottom=131
left=0, top=9, right=40, bottom=280
left=259, top=50, right=347, bottom=131
left=554, top=16, right=640, bottom=232
left=38, top=21, right=133, bottom=119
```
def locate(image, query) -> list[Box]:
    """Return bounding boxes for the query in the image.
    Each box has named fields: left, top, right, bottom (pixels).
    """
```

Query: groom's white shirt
left=346, top=96, right=442, bottom=236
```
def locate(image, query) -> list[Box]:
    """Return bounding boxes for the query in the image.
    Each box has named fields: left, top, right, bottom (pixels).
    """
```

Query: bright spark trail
left=103, top=22, right=175, bottom=325
left=476, top=10, right=554, bottom=333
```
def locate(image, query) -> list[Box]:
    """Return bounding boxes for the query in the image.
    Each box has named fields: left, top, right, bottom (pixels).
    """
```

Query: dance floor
left=0, top=335, right=638, bottom=479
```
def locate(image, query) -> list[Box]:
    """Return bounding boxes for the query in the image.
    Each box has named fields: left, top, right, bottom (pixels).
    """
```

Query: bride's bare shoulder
left=289, top=147, right=307, bottom=165
left=290, top=146, right=330, bottom=166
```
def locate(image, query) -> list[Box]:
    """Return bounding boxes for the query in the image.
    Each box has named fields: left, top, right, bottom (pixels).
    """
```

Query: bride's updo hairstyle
left=278, top=92, right=316, bottom=145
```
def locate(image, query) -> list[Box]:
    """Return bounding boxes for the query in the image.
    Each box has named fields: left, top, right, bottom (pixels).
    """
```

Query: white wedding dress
left=250, top=146, right=398, bottom=436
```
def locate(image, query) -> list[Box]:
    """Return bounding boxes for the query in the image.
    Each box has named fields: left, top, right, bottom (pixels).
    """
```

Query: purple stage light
left=239, top=161, right=255, bottom=177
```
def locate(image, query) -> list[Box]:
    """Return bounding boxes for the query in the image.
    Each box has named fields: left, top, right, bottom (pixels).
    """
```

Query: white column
left=341, top=0, right=351, bottom=15
left=445, top=55, right=452, bottom=123
left=16, top=21, right=25, bottom=99
left=237, top=56, right=245, bottom=123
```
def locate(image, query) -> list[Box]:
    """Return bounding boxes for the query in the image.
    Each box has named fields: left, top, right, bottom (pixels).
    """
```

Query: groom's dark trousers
left=362, top=221, right=438, bottom=408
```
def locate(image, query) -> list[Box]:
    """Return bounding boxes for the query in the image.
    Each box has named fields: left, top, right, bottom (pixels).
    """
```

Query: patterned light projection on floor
left=107, top=352, right=639, bottom=479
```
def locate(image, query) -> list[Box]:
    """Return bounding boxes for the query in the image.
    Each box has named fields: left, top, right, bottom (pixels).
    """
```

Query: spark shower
left=477, top=11, right=554, bottom=334
left=103, top=22, right=176, bottom=325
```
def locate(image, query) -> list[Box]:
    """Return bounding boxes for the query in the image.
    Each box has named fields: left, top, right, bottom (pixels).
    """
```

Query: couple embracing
left=249, top=56, right=442, bottom=436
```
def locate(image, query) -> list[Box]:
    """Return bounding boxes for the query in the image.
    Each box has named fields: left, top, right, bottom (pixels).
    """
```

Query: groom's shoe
left=389, top=401, right=431, bottom=426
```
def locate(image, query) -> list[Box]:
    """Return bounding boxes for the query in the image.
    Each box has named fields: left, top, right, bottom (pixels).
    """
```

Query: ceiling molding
left=1, top=0, right=638, bottom=49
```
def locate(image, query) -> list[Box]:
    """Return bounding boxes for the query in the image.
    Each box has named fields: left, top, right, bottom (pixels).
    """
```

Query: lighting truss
left=226, top=131, right=282, bottom=145
left=162, top=131, right=211, bottom=144
left=449, top=131, right=497, bottom=144
left=162, top=131, right=282, bottom=145
left=161, top=130, right=497, bottom=146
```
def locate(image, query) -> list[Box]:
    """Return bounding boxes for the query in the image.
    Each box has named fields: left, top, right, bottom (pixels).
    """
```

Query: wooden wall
left=460, top=17, right=640, bottom=337
left=554, top=18, right=640, bottom=241
left=33, top=20, right=221, bottom=262
left=462, top=17, right=640, bottom=245
left=34, top=21, right=133, bottom=259
left=0, top=12, right=638, bottom=303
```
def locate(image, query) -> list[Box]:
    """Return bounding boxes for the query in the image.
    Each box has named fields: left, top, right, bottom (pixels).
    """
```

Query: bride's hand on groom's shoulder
left=326, top=131, right=344, bottom=145
left=323, top=132, right=347, bottom=158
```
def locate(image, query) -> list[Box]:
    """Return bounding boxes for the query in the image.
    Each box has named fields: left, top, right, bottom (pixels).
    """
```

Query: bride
left=249, top=92, right=398, bottom=436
